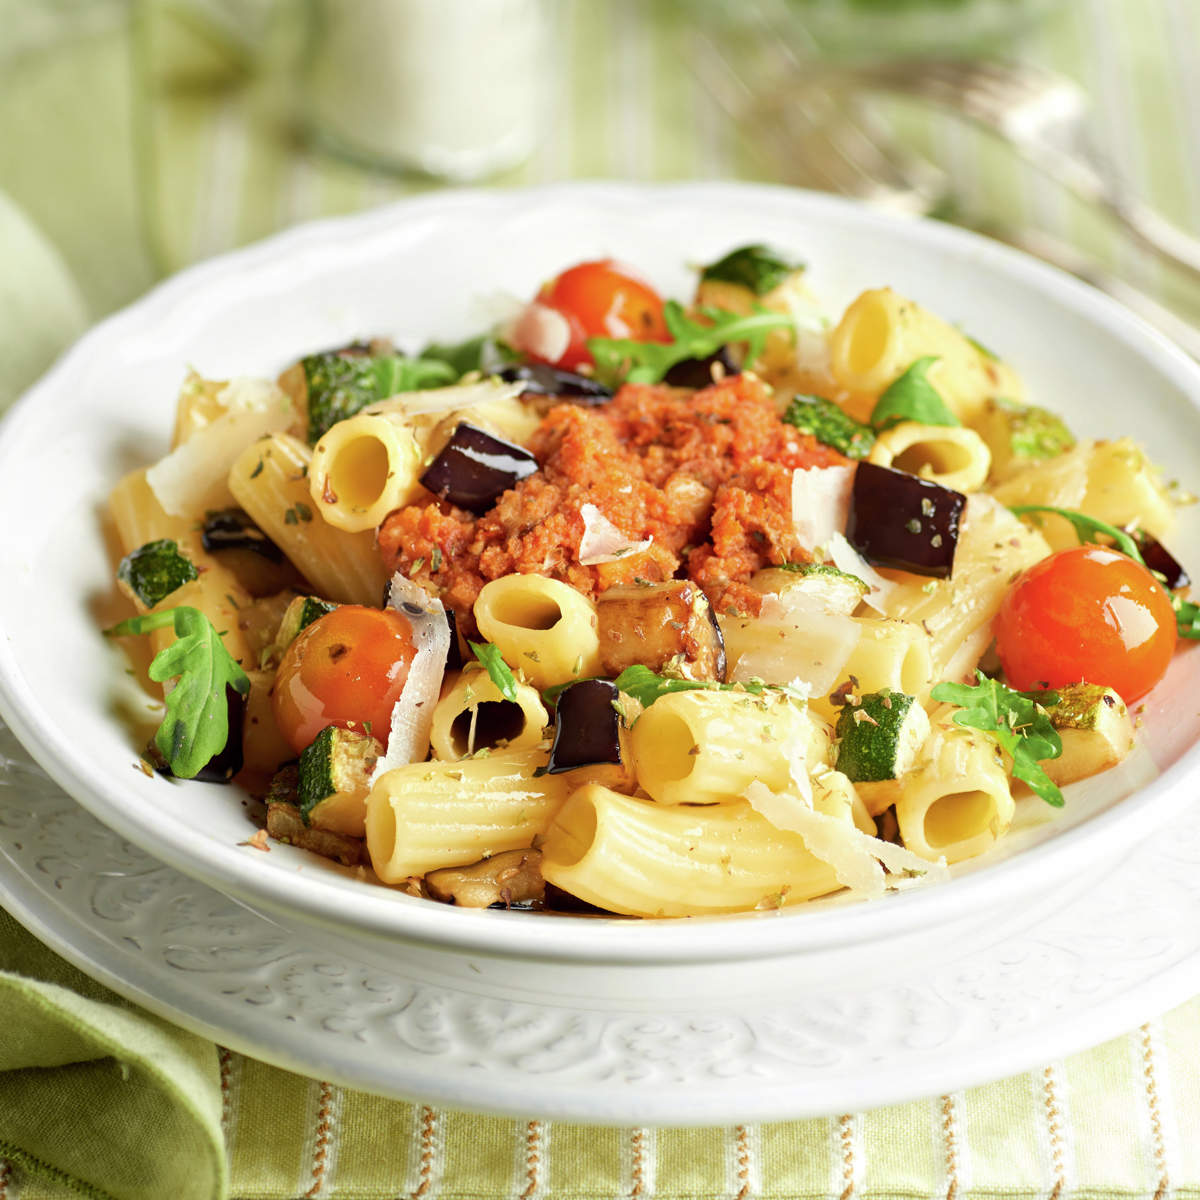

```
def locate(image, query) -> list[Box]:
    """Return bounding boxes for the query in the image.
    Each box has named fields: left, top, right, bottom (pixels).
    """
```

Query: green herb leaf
left=1008, top=505, right=1146, bottom=564
left=302, top=351, right=457, bottom=443
left=468, top=641, right=519, bottom=702
left=1173, top=594, right=1200, bottom=640
left=783, top=394, right=876, bottom=459
left=420, top=334, right=520, bottom=377
left=587, top=301, right=794, bottom=386
left=106, top=606, right=250, bottom=779
left=931, top=671, right=1064, bottom=807
left=699, top=244, right=804, bottom=296
left=606, top=664, right=807, bottom=709
left=869, top=357, right=960, bottom=431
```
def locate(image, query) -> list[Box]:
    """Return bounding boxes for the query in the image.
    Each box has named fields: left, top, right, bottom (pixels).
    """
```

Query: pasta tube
left=429, top=667, right=550, bottom=760
left=364, top=750, right=571, bottom=882
left=540, top=785, right=858, bottom=917
left=867, top=421, right=991, bottom=493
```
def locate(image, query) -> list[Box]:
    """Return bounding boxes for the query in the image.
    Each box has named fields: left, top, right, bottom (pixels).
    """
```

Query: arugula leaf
left=931, top=671, right=1064, bottom=807
left=587, top=301, right=793, bottom=386
left=607, top=664, right=806, bottom=709
left=419, top=335, right=520, bottom=378
left=1008, top=505, right=1146, bottom=564
left=869, top=357, right=960, bottom=431
left=699, top=244, right=804, bottom=296
left=468, top=640, right=518, bottom=702
left=106, top=606, right=250, bottom=780
left=302, top=351, right=457, bottom=443
left=1173, top=594, right=1200, bottom=640
left=783, top=394, right=876, bottom=459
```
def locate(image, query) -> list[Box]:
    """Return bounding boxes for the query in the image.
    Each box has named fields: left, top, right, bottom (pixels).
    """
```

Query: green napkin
left=0, top=910, right=226, bottom=1200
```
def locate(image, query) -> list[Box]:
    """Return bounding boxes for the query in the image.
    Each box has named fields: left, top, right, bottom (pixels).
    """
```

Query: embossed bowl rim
left=1, top=181, right=1199, bottom=967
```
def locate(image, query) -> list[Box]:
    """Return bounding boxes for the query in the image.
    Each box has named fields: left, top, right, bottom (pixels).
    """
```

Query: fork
left=689, top=28, right=1200, bottom=360
left=852, top=57, right=1200, bottom=286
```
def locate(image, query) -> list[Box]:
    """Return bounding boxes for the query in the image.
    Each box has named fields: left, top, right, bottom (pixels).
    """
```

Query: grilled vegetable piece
left=595, top=580, right=726, bottom=682
left=699, top=244, right=804, bottom=297
left=496, top=361, right=614, bottom=404
left=419, top=422, right=539, bottom=514
left=750, top=562, right=869, bottom=615
left=1133, top=530, right=1191, bottom=590
left=425, top=847, right=545, bottom=908
left=847, top=462, right=966, bottom=578
left=299, top=347, right=457, bottom=443
left=201, top=507, right=283, bottom=561
left=662, top=345, right=740, bottom=389
left=1038, top=683, right=1135, bottom=787
left=274, top=595, right=338, bottom=653
left=143, top=684, right=246, bottom=783
left=783, top=394, right=876, bottom=460
left=117, top=539, right=198, bottom=608
left=265, top=766, right=363, bottom=867
left=297, top=724, right=382, bottom=836
left=549, top=679, right=622, bottom=767
left=834, top=690, right=931, bottom=784
left=978, top=396, right=1075, bottom=479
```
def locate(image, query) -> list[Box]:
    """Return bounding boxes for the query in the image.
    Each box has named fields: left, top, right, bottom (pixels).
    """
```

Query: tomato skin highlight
left=516, top=259, right=669, bottom=369
left=994, top=544, right=1177, bottom=703
left=271, top=605, right=415, bottom=753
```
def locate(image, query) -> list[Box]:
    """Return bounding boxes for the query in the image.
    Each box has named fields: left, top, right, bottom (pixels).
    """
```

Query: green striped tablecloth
left=1, top=2, right=1199, bottom=1197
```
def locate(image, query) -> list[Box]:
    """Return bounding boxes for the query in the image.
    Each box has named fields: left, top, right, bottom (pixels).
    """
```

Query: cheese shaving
left=371, top=573, right=451, bottom=782
left=365, top=378, right=526, bottom=419
left=791, top=464, right=854, bottom=553
left=509, top=301, right=571, bottom=364
left=577, top=503, right=653, bottom=566
left=744, top=779, right=950, bottom=898
left=824, top=532, right=895, bottom=615
left=147, top=378, right=292, bottom=516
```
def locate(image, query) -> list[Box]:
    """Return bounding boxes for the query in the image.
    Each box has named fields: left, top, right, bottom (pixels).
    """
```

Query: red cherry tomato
left=994, top=544, right=1177, bottom=703
left=514, top=259, right=669, bottom=369
left=271, top=606, right=415, bottom=753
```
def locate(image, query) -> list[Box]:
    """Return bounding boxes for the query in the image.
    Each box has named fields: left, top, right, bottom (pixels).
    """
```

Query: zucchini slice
left=1040, top=683, right=1134, bottom=787
left=752, top=562, right=869, bottom=616
left=117, top=539, right=198, bottom=608
left=276, top=595, right=338, bottom=650
left=835, top=690, right=931, bottom=783
left=298, top=725, right=382, bottom=837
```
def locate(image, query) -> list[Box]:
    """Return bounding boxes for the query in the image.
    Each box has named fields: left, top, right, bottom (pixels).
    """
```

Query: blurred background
left=2, top=0, right=1199, bottom=407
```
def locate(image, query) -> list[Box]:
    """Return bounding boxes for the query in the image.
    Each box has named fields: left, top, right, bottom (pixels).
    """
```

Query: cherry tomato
left=271, top=606, right=415, bottom=753
left=514, top=259, right=669, bottom=369
left=994, top=544, right=1177, bottom=702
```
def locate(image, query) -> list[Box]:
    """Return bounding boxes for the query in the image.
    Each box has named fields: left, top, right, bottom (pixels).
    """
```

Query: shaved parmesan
left=577, top=503, right=653, bottom=566
left=509, top=301, right=571, bottom=364
left=724, top=604, right=861, bottom=697
left=824, top=532, right=895, bottom=615
left=147, top=378, right=293, bottom=516
left=371, top=573, right=451, bottom=782
left=791, top=464, right=854, bottom=553
left=744, top=780, right=949, bottom=897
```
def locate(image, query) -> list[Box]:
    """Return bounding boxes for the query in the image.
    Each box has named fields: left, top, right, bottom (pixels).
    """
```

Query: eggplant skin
left=497, top=362, right=613, bottom=403
left=548, top=680, right=623, bottom=772
left=596, top=581, right=726, bottom=682
left=419, top=422, right=538, bottom=514
left=662, top=346, right=740, bottom=390
left=847, top=462, right=965, bottom=579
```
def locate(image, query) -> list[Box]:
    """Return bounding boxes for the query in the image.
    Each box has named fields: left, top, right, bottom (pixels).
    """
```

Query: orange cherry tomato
left=271, top=606, right=415, bottom=753
left=994, top=544, right=1177, bottom=703
left=517, top=259, right=669, bottom=369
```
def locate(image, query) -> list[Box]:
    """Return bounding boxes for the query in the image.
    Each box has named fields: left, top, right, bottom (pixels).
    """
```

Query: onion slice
left=824, top=532, right=895, bottom=615
left=578, top=503, right=653, bottom=566
left=371, top=573, right=451, bottom=782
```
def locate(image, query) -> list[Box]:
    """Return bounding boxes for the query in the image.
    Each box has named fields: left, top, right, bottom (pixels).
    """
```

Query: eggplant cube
left=420, top=422, right=538, bottom=514
left=548, top=680, right=625, bottom=774
left=847, top=462, right=965, bottom=578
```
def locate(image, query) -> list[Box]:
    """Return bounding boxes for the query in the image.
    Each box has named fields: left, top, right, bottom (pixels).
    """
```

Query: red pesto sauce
left=377, top=373, right=847, bottom=635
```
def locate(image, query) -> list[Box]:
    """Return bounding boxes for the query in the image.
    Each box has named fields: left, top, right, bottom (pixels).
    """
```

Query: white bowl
left=1, top=183, right=1198, bottom=1005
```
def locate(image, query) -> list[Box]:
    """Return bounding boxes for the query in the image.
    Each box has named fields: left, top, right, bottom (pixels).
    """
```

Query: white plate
left=1, top=182, right=1200, bottom=985
left=4, top=718, right=1200, bottom=1123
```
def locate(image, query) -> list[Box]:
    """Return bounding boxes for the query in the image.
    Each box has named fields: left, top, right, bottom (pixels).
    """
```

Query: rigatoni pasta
left=102, top=245, right=1191, bottom=921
